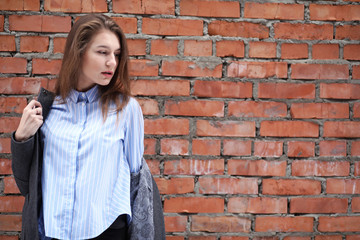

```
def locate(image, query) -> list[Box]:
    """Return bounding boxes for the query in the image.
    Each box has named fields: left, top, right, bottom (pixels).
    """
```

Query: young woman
left=11, top=14, right=164, bottom=240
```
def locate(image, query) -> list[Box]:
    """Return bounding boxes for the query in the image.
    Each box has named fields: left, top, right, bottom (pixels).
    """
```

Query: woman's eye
left=98, top=51, right=107, bottom=55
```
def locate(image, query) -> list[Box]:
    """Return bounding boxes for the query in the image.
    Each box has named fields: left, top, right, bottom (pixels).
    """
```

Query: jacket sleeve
left=129, top=158, right=165, bottom=240
left=11, top=131, right=36, bottom=196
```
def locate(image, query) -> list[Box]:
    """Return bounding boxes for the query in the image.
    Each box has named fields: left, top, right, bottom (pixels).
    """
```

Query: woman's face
left=77, top=29, right=120, bottom=92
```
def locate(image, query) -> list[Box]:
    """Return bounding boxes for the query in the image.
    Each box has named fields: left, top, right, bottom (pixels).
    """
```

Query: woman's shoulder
left=124, top=96, right=142, bottom=114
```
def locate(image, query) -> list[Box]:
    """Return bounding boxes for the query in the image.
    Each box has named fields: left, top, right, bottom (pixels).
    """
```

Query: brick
left=180, top=0, right=240, bottom=18
left=245, top=2, right=304, bottom=20
left=32, top=58, right=61, bottom=75
left=165, top=216, right=187, bottom=232
left=9, top=15, right=71, bottom=32
left=292, top=64, right=348, bottom=80
left=0, top=0, right=39, bottom=10
left=190, top=237, right=216, bottom=240
left=129, top=59, right=158, bottom=77
left=292, top=160, right=350, bottom=177
left=228, top=197, right=287, bottom=214
left=0, top=138, right=11, bottom=153
left=0, top=196, right=24, bottom=212
left=336, top=25, right=360, bottom=40
left=281, top=43, right=308, bottom=59
left=164, top=159, right=224, bottom=175
left=144, top=118, right=189, bottom=135
left=151, top=39, right=178, bottom=56
left=274, top=23, right=333, bottom=40
left=353, top=197, right=360, bottom=212
left=142, top=18, right=203, bottom=36
left=0, top=57, right=27, bottom=74
left=44, top=0, right=107, bottom=12
left=197, top=120, right=255, bottom=137
left=184, top=40, right=212, bottom=56
left=112, top=17, right=137, bottom=34
left=0, top=77, right=47, bottom=94
left=137, top=99, right=159, bottom=115
left=320, top=83, right=360, bottom=99
left=324, top=121, right=360, bottom=138
left=223, top=140, right=251, bottom=156
left=164, top=197, right=224, bottom=213
left=347, top=235, right=360, bottom=240
left=0, top=15, right=4, bottom=31
left=319, top=141, right=346, bottom=157
left=263, top=179, right=321, bottom=195
left=193, top=80, right=252, bottom=98
left=344, top=44, right=360, bottom=60
left=192, top=216, right=251, bottom=233
left=228, top=101, right=286, bottom=118
left=53, top=37, right=66, bottom=54
left=312, top=44, right=339, bottom=60
left=216, top=40, right=244, bottom=58
left=255, top=216, right=313, bottom=232
left=160, top=138, right=188, bottom=156
left=228, top=61, right=287, bottom=79
left=354, top=103, right=360, bottom=118
left=167, top=237, right=184, bottom=240
left=198, top=177, right=258, bottom=194
left=0, top=97, right=27, bottom=114
left=113, top=0, right=174, bottom=14
left=228, top=159, right=286, bottom=177
left=260, top=121, right=319, bottom=138
left=315, top=236, right=342, bottom=240
left=4, top=176, right=19, bottom=194
left=162, top=60, right=222, bottom=78
left=0, top=117, right=20, bottom=133
left=0, top=158, right=12, bottom=175
left=208, top=21, right=269, bottom=38
left=355, top=161, right=360, bottom=176
left=310, top=4, right=360, bottom=21
left=131, top=79, right=189, bottom=96
left=352, top=141, right=360, bottom=156
left=318, top=216, right=360, bottom=232
left=283, top=237, right=310, bottom=240
left=192, top=139, right=221, bottom=156
left=0, top=35, right=16, bottom=52
left=165, top=100, right=224, bottom=117
left=20, top=36, right=49, bottom=53
left=146, top=159, right=160, bottom=175
left=327, top=179, right=360, bottom=194
left=290, top=198, right=347, bottom=214
left=287, top=141, right=315, bottom=158
left=127, top=39, right=146, bottom=56
left=0, top=235, right=18, bottom=240
left=259, top=83, right=315, bottom=99
left=353, top=65, right=360, bottom=80
left=221, top=237, right=249, bottom=240
left=290, top=103, right=348, bottom=119
left=0, top=215, right=22, bottom=231
left=155, top=177, right=194, bottom=194
left=144, top=138, right=156, bottom=155
left=249, top=42, right=276, bottom=58
left=254, top=141, right=283, bottom=157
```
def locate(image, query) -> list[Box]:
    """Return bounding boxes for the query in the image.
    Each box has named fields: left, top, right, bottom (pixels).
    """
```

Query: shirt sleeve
left=124, top=98, right=144, bottom=173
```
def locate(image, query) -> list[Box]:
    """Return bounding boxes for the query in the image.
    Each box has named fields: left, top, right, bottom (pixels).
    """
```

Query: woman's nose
left=106, top=54, right=117, bottom=67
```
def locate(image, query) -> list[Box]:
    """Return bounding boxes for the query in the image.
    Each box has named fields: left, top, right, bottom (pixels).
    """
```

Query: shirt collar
left=68, top=85, right=100, bottom=103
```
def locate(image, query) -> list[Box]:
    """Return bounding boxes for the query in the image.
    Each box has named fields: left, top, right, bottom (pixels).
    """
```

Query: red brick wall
left=1, top=0, right=360, bottom=239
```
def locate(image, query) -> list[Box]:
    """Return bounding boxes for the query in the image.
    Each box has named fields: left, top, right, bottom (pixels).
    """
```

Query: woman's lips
left=102, top=71, right=113, bottom=78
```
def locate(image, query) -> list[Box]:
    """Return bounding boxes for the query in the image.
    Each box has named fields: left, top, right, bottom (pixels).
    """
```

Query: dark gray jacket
left=11, top=88, right=165, bottom=240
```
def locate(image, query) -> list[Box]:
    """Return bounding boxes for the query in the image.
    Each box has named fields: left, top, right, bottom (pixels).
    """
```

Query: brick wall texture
left=1, top=0, right=360, bottom=239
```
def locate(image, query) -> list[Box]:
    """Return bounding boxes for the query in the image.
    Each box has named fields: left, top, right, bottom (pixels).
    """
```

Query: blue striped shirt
left=40, top=86, right=144, bottom=239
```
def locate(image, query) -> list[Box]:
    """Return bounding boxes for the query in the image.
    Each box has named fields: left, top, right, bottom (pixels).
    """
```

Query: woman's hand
left=14, top=100, right=43, bottom=142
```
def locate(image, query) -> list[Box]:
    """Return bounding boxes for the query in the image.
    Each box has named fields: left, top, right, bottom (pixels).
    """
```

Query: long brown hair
left=56, top=14, right=130, bottom=119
